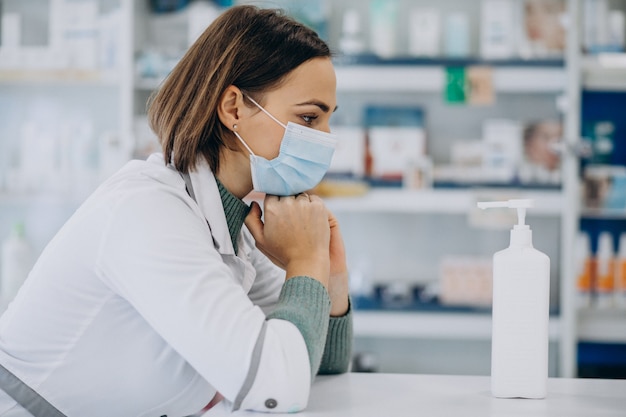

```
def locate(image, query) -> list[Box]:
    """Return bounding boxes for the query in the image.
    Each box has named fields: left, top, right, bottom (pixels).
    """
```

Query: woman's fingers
left=246, top=194, right=331, bottom=281
left=244, top=201, right=264, bottom=240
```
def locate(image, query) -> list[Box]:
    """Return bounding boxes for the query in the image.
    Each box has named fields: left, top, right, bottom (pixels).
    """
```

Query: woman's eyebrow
left=295, top=100, right=339, bottom=113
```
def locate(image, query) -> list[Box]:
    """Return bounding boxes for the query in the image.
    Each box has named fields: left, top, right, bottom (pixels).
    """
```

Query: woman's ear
left=217, top=85, right=244, bottom=130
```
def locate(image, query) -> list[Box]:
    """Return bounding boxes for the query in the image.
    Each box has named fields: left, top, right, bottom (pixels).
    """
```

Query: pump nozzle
left=477, top=199, right=533, bottom=228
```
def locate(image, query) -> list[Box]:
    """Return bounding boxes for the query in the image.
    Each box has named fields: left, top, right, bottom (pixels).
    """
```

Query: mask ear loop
left=243, top=95, right=287, bottom=129
left=233, top=130, right=256, bottom=156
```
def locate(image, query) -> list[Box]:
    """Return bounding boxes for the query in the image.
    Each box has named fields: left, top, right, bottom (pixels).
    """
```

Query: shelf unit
left=328, top=185, right=567, bottom=374
left=0, top=0, right=135, bottom=252
left=581, top=53, right=626, bottom=91
left=572, top=0, right=626, bottom=375
left=326, top=0, right=577, bottom=377
left=353, top=310, right=561, bottom=342
left=580, top=208, right=626, bottom=220
left=335, top=63, right=566, bottom=94
left=325, top=188, right=563, bottom=215
left=0, top=69, right=121, bottom=86
left=577, top=308, right=626, bottom=343
left=0, top=192, right=86, bottom=206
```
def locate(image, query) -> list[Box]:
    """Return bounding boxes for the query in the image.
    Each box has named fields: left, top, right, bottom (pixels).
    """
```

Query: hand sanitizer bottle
left=477, top=199, right=550, bottom=399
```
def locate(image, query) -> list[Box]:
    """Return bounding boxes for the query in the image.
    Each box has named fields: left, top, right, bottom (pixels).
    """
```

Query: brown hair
left=147, top=5, right=332, bottom=174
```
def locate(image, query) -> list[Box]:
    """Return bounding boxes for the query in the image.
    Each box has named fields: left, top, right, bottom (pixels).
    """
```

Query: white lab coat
left=0, top=153, right=313, bottom=416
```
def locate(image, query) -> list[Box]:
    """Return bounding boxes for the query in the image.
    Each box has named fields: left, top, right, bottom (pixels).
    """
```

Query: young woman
left=0, top=5, right=351, bottom=416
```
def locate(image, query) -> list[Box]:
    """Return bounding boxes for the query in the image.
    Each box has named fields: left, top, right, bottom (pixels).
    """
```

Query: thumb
left=245, top=201, right=265, bottom=243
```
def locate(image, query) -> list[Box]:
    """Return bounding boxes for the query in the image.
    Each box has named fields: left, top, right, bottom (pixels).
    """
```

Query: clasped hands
left=245, top=193, right=349, bottom=316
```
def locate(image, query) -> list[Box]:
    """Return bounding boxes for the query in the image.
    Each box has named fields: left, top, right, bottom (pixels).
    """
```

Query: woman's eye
left=301, top=115, right=318, bottom=125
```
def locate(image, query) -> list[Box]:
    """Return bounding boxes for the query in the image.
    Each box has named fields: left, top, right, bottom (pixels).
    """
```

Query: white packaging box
left=369, top=0, right=398, bottom=58
left=408, top=8, right=441, bottom=57
left=50, top=0, right=99, bottom=69
left=0, top=12, right=21, bottom=68
left=444, top=13, right=470, bottom=57
left=187, top=1, right=221, bottom=47
left=1, top=13, right=21, bottom=49
left=369, top=126, right=426, bottom=179
left=584, top=0, right=610, bottom=52
left=608, top=10, right=625, bottom=51
left=327, top=126, right=366, bottom=177
left=439, top=256, right=493, bottom=307
left=480, top=0, right=517, bottom=59
left=98, top=9, right=123, bottom=71
left=482, top=119, right=523, bottom=183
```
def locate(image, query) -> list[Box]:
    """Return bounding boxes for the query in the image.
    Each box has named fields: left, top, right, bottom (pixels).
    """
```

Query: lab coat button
left=265, top=398, right=277, bottom=409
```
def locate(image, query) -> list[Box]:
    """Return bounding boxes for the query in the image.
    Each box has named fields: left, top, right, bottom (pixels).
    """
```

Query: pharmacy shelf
left=581, top=54, right=626, bottom=92
left=577, top=308, right=626, bottom=343
left=135, top=76, right=166, bottom=90
left=324, top=188, right=563, bottom=216
left=580, top=208, right=626, bottom=220
left=353, top=310, right=561, bottom=341
left=335, top=64, right=566, bottom=94
left=136, top=60, right=567, bottom=94
left=0, top=192, right=84, bottom=206
left=0, top=69, right=120, bottom=86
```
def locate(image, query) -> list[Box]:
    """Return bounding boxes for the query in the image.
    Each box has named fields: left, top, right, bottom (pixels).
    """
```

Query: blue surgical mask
left=233, top=95, right=338, bottom=196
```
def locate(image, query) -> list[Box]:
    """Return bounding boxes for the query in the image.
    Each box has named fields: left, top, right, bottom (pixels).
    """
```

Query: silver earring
left=233, top=124, right=238, bottom=130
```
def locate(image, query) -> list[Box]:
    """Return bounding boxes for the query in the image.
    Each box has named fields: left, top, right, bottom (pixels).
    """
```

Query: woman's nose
left=319, top=120, right=331, bottom=134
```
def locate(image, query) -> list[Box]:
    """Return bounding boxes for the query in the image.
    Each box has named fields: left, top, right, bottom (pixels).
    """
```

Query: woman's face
left=240, top=57, right=337, bottom=160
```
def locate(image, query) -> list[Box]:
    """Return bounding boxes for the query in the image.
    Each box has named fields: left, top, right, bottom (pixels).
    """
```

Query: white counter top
left=204, top=372, right=626, bottom=416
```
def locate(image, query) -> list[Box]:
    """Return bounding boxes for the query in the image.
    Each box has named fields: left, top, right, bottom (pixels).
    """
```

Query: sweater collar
left=215, top=178, right=250, bottom=255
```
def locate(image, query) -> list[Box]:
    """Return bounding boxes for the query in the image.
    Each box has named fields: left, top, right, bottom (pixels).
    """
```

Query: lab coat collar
left=187, top=158, right=238, bottom=256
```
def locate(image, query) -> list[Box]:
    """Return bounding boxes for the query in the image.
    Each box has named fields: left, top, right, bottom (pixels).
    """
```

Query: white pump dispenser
left=477, top=199, right=550, bottom=399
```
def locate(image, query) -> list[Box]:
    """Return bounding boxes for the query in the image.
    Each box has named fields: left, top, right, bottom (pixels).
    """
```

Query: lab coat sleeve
left=242, top=229, right=285, bottom=314
left=95, top=189, right=315, bottom=412
left=237, top=276, right=331, bottom=411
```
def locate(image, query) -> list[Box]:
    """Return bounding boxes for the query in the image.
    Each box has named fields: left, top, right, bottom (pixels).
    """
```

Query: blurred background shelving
left=1, top=0, right=626, bottom=378
left=324, top=188, right=563, bottom=214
